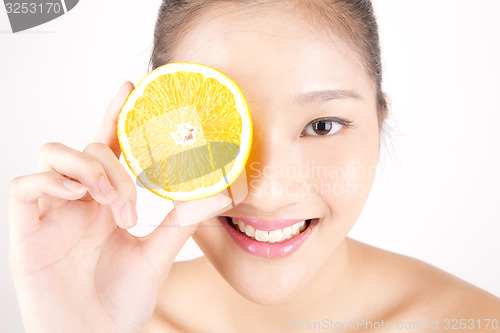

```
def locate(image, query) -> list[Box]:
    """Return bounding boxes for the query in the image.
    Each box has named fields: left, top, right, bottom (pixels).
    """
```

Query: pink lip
left=226, top=216, right=307, bottom=231
left=219, top=216, right=319, bottom=259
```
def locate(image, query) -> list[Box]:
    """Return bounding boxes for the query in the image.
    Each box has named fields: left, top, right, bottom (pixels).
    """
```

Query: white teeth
left=254, top=229, right=269, bottom=242
left=245, top=225, right=255, bottom=238
left=282, top=226, right=292, bottom=240
left=298, top=221, right=306, bottom=232
left=230, top=218, right=310, bottom=243
left=237, top=220, right=246, bottom=233
left=268, top=229, right=283, bottom=243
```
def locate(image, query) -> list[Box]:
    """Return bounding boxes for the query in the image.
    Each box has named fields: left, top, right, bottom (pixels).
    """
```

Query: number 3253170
left=443, top=318, right=499, bottom=330
left=5, top=2, right=63, bottom=14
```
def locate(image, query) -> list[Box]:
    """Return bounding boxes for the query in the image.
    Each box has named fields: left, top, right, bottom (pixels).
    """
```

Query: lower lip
left=219, top=216, right=319, bottom=259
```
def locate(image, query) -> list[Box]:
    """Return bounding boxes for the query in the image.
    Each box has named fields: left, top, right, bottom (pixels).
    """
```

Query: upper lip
left=223, top=216, right=313, bottom=231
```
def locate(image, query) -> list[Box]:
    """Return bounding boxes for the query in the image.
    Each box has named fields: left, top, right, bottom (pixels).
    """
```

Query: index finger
left=94, top=81, right=135, bottom=158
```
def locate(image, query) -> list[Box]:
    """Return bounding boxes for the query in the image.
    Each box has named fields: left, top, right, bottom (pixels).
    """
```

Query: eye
left=300, top=117, right=351, bottom=137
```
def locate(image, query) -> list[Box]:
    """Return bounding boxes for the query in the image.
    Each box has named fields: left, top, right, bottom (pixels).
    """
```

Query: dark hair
left=149, top=0, right=388, bottom=125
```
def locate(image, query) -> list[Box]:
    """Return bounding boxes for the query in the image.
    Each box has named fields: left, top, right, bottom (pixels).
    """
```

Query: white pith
left=229, top=217, right=309, bottom=243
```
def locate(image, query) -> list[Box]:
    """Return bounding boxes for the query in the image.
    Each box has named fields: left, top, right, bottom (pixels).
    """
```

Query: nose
left=238, top=123, right=309, bottom=215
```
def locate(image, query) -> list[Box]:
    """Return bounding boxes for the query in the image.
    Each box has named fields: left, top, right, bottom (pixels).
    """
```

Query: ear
left=378, top=92, right=388, bottom=127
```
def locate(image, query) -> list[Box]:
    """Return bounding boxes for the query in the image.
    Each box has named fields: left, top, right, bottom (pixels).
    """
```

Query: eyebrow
left=296, top=89, right=363, bottom=104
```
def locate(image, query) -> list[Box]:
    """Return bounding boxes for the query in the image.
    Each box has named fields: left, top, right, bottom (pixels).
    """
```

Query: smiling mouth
left=222, top=216, right=312, bottom=244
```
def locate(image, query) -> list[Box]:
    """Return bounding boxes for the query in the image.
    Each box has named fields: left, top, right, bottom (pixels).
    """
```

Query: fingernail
left=121, top=202, right=137, bottom=228
left=97, top=176, right=117, bottom=200
left=62, top=179, right=88, bottom=194
left=177, top=194, right=233, bottom=227
left=205, top=195, right=233, bottom=217
left=210, top=195, right=233, bottom=211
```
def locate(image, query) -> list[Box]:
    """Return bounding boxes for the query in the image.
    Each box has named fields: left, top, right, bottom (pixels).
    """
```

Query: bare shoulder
left=141, top=256, right=221, bottom=333
left=142, top=256, right=232, bottom=333
left=142, top=242, right=500, bottom=332
left=350, top=239, right=500, bottom=331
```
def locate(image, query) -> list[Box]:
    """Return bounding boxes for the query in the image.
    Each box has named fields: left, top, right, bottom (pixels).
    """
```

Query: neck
left=272, top=238, right=364, bottom=316
left=204, top=237, right=369, bottom=326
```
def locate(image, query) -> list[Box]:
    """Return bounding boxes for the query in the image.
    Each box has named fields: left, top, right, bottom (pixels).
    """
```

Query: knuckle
left=9, top=173, right=51, bottom=199
left=39, top=141, right=62, bottom=157
left=8, top=177, right=22, bottom=196
left=82, top=158, right=105, bottom=176
left=84, top=142, right=111, bottom=155
left=39, top=170, right=56, bottom=183
left=8, top=175, right=34, bottom=200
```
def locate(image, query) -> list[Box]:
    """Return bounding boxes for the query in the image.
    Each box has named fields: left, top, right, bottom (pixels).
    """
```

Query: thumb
left=140, top=193, right=232, bottom=277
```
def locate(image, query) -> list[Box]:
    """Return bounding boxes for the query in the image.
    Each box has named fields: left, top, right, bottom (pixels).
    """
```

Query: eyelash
left=300, top=117, right=353, bottom=137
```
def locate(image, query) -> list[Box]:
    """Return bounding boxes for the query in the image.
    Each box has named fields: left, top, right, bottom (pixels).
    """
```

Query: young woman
left=9, top=0, right=500, bottom=332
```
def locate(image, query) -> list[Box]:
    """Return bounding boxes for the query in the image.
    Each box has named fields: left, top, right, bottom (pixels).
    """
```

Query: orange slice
left=117, top=62, right=252, bottom=201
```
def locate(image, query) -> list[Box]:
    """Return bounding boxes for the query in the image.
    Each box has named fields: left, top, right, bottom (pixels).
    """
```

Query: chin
left=218, top=252, right=316, bottom=305
left=192, top=215, right=335, bottom=305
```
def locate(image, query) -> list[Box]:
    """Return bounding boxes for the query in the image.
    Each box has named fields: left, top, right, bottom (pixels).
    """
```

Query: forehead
left=170, top=2, right=373, bottom=102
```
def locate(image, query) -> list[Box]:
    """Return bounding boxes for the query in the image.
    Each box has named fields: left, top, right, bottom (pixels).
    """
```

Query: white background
left=1, top=0, right=499, bottom=331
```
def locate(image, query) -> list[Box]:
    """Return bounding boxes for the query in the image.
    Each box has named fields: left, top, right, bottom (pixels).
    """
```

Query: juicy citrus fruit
left=117, top=62, right=252, bottom=201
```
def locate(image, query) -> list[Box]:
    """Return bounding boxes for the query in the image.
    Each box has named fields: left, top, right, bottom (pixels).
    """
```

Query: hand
left=8, top=82, right=232, bottom=333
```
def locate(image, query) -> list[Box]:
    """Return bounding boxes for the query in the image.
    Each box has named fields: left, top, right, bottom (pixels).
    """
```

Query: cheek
left=303, top=126, right=380, bottom=220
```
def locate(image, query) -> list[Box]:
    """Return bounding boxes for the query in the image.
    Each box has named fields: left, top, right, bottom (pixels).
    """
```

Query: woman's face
left=171, top=2, right=380, bottom=304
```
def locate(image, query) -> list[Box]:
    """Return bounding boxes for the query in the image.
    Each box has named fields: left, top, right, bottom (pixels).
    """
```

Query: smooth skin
left=8, top=82, right=233, bottom=333
left=144, top=2, right=500, bottom=333
left=9, top=2, right=500, bottom=333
